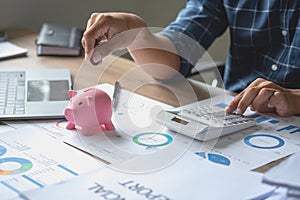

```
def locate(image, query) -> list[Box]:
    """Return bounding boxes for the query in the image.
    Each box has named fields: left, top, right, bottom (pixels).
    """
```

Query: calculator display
left=171, top=117, right=189, bottom=125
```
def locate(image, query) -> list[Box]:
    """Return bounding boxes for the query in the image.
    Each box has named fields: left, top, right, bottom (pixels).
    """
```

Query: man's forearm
left=129, top=32, right=181, bottom=80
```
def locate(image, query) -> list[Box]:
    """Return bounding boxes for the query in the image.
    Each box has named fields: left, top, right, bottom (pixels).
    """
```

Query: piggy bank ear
left=67, top=90, right=77, bottom=98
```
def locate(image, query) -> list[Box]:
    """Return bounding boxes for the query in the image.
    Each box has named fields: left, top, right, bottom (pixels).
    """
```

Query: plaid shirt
left=161, top=0, right=300, bottom=92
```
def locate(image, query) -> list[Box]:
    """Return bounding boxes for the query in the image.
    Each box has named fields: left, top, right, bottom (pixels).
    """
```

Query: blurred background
left=0, top=0, right=229, bottom=63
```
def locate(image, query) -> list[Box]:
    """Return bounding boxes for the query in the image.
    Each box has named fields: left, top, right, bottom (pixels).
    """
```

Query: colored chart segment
left=122, top=101, right=144, bottom=110
left=215, top=103, right=227, bottom=109
left=0, top=145, right=7, bottom=157
left=0, top=157, right=33, bottom=175
left=22, top=175, right=44, bottom=188
left=195, top=152, right=231, bottom=166
left=55, top=119, right=68, bottom=129
left=277, top=125, right=300, bottom=134
left=132, top=132, right=173, bottom=147
left=277, top=125, right=297, bottom=131
left=256, top=117, right=270, bottom=123
left=244, top=134, right=285, bottom=149
left=57, top=164, right=78, bottom=176
left=249, top=113, right=261, bottom=118
left=290, top=129, right=300, bottom=134
left=268, top=119, right=279, bottom=124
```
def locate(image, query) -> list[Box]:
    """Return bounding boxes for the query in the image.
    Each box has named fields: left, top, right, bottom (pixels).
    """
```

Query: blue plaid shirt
left=161, top=0, right=300, bottom=92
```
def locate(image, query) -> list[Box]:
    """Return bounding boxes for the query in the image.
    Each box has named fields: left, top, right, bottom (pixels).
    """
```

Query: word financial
left=89, top=180, right=172, bottom=200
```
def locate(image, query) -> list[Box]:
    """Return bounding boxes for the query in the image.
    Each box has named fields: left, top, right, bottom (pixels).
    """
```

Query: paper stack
left=0, top=41, right=27, bottom=60
left=262, top=151, right=300, bottom=199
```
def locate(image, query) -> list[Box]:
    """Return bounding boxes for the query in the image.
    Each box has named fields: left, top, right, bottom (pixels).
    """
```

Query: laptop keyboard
left=0, top=71, right=25, bottom=115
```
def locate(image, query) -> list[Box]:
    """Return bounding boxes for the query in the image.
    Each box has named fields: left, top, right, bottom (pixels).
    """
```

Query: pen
left=112, top=81, right=121, bottom=109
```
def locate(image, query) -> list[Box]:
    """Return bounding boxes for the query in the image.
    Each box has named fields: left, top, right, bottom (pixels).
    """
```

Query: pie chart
left=0, top=145, right=7, bottom=157
left=0, top=157, right=33, bottom=175
left=244, top=134, right=285, bottom=149
left=133, top=132, right=173, bottom=147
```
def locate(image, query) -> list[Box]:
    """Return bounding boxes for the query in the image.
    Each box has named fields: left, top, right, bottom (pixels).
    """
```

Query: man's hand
left=81, top=12, right=180, bottom=80
left=81, top=12, right=147, bottom=64
left=225, top=78, right=300, bottom=117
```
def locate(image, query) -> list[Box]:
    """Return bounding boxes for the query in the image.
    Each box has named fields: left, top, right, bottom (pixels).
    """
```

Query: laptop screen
left=27, top=80, right=69, bottom=102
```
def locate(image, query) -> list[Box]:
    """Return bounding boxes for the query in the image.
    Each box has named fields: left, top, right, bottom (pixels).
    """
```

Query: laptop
left=0, top=68, right=72, bottom=120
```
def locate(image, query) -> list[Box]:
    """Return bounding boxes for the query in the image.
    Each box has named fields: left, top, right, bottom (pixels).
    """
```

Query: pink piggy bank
left=64, top=88, right=115, bottom=136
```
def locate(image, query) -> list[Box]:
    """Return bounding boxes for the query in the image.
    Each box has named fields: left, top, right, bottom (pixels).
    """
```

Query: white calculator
left=156, top=103, right=256, bottom=141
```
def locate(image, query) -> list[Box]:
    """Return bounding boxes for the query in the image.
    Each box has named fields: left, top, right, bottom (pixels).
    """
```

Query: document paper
left=21, top=153, right=274, bottom=200
left=0, top=126, right=102, bottom=199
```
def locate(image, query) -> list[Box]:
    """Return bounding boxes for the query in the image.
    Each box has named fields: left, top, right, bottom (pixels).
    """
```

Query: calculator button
left=180, top=105, right=254, bottom=129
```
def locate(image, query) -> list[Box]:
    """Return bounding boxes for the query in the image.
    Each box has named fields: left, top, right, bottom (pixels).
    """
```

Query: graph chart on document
left=0, top=126, right=100, bottom=200
left=63, top=83, right=189, bottom=165
left=191, top=99, right=300, bottom=170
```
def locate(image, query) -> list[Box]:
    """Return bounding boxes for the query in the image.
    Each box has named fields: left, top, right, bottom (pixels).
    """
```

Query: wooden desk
left=3, top=29, right=214, bottom=107
left=1, top=29, right=285, bottom=173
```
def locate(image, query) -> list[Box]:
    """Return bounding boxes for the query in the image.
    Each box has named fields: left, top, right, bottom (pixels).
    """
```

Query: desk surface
left=3, top=29, right=212, bottom=106
left=1, top=29, right=286, bottom=173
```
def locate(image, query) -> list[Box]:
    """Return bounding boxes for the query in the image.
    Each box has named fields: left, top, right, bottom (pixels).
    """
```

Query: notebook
left=0, top=69, right=72, bottom=120
left=36, top=23, right=83, bottom=56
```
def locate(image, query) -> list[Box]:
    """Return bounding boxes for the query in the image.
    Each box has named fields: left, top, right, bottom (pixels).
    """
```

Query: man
left=82, top=0, right=300, bottom=117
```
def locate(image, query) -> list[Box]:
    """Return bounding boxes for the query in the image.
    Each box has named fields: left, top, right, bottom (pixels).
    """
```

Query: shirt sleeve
left=160, top=0, right=228, bottom=77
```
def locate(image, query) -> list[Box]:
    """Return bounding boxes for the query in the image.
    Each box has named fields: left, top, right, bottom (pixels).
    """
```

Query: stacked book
left=36, top=23, right=83, bottom=56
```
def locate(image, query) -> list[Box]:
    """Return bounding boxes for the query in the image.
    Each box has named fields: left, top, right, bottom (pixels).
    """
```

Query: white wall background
left=0, top=0, right=229, bottom=62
